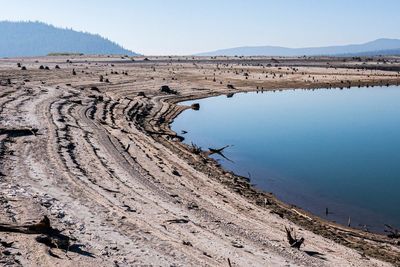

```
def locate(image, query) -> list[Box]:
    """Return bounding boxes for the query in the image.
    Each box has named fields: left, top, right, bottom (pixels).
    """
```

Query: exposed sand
left=0, top=55, right=399, bottom=266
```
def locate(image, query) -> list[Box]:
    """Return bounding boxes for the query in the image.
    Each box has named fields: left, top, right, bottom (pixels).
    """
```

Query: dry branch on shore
left=285, top=226, right=304, bottom=249
left=208, top=145, right=234, bottom=162
left=0, top=216, right=93, bottom=258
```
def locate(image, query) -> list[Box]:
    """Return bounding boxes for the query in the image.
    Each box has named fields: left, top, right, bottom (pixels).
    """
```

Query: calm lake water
left=171, top=86, right=400, bottom=232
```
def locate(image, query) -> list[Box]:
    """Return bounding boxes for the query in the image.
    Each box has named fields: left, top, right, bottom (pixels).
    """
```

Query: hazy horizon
left=1, top=0, right=400, bottom=55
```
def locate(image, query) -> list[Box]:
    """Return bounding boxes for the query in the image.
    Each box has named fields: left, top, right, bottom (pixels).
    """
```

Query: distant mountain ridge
left=197, top=39, right=400, bottom=57
left=0, top=21, right=138, bottom=57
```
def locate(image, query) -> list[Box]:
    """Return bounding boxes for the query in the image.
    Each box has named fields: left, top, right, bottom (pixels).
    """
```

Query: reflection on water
left=171, top=86, right=400, bottom=232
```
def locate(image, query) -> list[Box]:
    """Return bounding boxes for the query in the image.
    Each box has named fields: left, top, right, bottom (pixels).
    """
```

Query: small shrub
left=160, top=85, right=178, bottom=95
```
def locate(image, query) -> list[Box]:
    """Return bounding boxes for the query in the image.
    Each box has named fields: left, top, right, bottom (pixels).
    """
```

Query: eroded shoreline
left=0, top=55, right=399, bottom=266
left=166, top=84, right=400, bottom=234
left=154, top=84, right=400, bottom=264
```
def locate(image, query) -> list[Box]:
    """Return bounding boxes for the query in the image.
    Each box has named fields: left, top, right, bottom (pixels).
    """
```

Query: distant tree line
left=0, top=21, right=138, bottom=57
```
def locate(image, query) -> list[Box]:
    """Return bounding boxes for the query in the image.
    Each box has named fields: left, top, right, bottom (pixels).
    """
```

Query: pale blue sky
left=1, top=0, right=399, bottom=55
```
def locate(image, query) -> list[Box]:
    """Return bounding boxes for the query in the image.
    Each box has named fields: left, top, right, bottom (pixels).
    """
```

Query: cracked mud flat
left=0, top=55, right=400, bottom=266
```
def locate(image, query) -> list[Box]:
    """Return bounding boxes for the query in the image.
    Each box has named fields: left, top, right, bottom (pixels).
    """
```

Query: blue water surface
left=171, top=86, right=400, bottom=232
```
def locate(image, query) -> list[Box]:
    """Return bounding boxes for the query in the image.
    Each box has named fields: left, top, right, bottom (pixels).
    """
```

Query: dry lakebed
left=0, top=55, right=400, bottom=266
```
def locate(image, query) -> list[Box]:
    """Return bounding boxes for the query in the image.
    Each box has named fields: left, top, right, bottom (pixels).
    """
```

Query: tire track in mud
left=39, top=88, right=210, bottom=265
left=81, top=102, right=173, bottom=201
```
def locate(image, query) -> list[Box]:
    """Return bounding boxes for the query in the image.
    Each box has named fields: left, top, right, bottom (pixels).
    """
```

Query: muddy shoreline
left=154, top=82, right=400, bottom=264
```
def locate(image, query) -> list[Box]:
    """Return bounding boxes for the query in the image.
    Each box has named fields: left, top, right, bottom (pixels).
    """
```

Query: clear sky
left=1, top=0, right=399, bottom=55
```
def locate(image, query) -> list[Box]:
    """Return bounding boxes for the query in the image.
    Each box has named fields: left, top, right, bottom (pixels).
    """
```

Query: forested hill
left=0, top=21, right=138, bottom=57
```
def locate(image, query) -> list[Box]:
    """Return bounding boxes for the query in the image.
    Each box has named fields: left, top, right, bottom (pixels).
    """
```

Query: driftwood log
left=0, top=216, right=70, bottom=250
left=0, top=216, right=95, bottom=258
left=0, top=128, right=38, bottom=137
